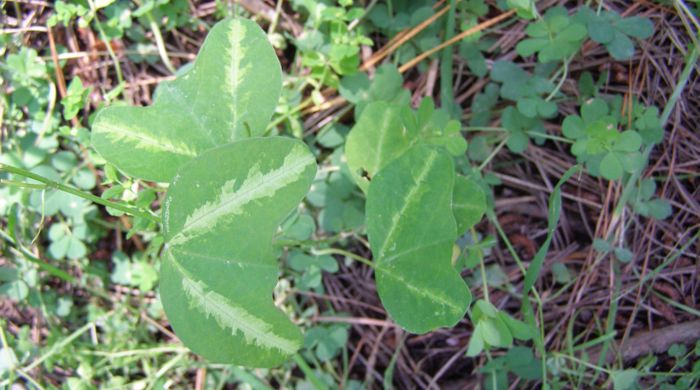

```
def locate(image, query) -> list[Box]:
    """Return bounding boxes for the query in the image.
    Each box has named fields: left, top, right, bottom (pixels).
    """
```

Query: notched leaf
left=92, top=19, right=282, bottom=182
left=160, top=137, right=317, bottom=367
left=366, top=145, right=471, bottom=333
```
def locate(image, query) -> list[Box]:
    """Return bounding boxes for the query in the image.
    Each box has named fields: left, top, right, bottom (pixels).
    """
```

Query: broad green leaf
left=160, top=137, right=316, bottom=367
left=345, top=101, right=418, bottom=192
left=92, top=19, right=282, bottom=182
left=452, top=176, right=486, bottom=235
left=366, top=146, right=470, bottom=333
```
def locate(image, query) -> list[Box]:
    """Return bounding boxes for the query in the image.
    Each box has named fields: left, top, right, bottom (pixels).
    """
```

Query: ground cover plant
left=1, top=0, right=699, bottom=388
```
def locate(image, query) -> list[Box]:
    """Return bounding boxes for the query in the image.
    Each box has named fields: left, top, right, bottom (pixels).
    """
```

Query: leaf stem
left=146, top=11, right=177, bottom=74
left=0, top=163, right=161, bottom=224
left=310, top=247, right=375, bottom=269
left=292, top=354, right=329, bottom=390
left=472, top=228, right=490, bottom=302
left=477, top=136, right=508, bottom=171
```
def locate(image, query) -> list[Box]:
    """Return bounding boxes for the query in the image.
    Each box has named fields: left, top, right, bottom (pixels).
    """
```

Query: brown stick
left=398, top=10, right=516, bottom=73
left=589, top=320, right=700, bottom=363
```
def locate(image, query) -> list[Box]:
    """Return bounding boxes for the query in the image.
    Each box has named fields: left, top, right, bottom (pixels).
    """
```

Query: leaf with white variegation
left=452, top=176, right=487, bottom=235
left=366, top=145, right=471, bottom=333
left=92, top=19, right=281, bottom=182
left=160, top=137, right=316, bottom=367
left=344, top=101, right=418, bottom=193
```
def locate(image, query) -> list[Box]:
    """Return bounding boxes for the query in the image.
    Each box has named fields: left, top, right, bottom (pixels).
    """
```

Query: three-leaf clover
left=490, top=61, right=557, bottom=120
left=562, top=98, right=644, bottom=180
left=629, top=178, right=672, bottom=220
left=501, top=106, right=546, bottom=153
left=575, top=7, right=653, bottom=60
left=516, top=7, right=587, bottom=63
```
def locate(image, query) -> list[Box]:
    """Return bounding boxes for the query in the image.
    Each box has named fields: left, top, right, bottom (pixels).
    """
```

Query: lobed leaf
left=366, top=145, right=471, bottom=333
left=160, top=137, right=316, bottom=367
left=344, top=101, right=418, bottom=192
left=92, top=19, right=282, bottom=182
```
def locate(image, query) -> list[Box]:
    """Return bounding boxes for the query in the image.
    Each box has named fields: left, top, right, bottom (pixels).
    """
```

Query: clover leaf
left=575, top=7, right=653, bottom=60
left=490, top=61, right=557, bottom=119
left=516, top=7, right=587, bottom=63
left=501, top=106, right=546, bottom=153
left=562, top=98, right=644, bottom=180
left=629, top=178, right=672, bottom=220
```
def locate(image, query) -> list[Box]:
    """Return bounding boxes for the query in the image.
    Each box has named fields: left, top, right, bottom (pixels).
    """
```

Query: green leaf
left=614, top=131, right=642, bottom=152
left=614, top=247, right=634, bottom=263
left=160, top=137, right=316, bottom=367
left=466, top=322, right=485, bottom=356
left=611, top=369, right=639, bottom=390
left=522, top=165, right=581, bottom=292
left=607, top=31, right=635, bottom=60
left=516, top=38, right=547, bottom=57
left=497, top=311, right=532, bottom=341
left=562, top=115, right=586, bottom=139
left=345, top=101, right=417, bottom=192
left=600, top=152, right=623, bottom=180
left=588, top=19, right=615, bottom=44
left=516, top=97, right=538, bottom=118
left=505, top=347, right=542, bottom=380
left=92, top=19, right=282, bottom=182
left=581, top=98, right=609, bottom=123
left=616, top=17, right=653, bottom=39
left=481, top=317, right=513, bottom=347
left=452, top=176, right=486, bottom=234
left=551, top=262, right=572, bottom=284
left=366, top=146, right=471, bottom=333
left=646, top=199, right=672, bottom=220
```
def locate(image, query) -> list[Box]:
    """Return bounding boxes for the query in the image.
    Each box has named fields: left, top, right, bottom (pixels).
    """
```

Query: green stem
left=477, top=137, right=508, bottom=171
left=0, top=229, right=113, bottom=301
left=0, top=164, right=160, bottom=224
left=614, top=43, right=698, bottom=219
left=146, top=11, right=177, bottom=74
left=471, top=228, right=489, bottom=302
left=526, top=131, right=573, bottom=144
left=86, top=0, right=124, bottom=85
left=546, top=57, right=571, bottom=101
left=439, top=0, right=457, bottom=111
left=311, top=247, right=374, bottom=269
left=292, top=354, right=329, bottom=390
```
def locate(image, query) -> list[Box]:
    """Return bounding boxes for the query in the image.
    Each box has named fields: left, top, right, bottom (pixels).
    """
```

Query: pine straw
left=3, top=0, right=698, bottom=388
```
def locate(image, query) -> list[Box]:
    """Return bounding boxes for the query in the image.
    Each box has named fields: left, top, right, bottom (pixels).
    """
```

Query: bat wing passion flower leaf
left=92, top=19, right=282, bottom=182
left=160, top=137, right=316, bottom=367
